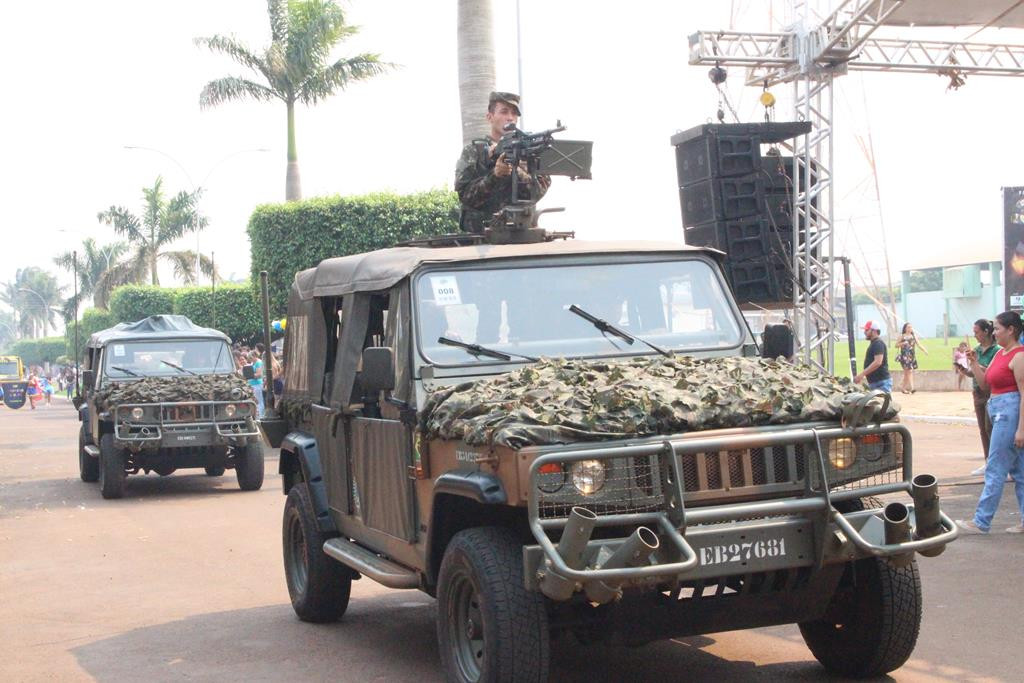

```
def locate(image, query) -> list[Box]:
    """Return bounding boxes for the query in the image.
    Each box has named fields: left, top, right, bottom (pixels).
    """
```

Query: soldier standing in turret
left=454, top=91, right=551, bottom=233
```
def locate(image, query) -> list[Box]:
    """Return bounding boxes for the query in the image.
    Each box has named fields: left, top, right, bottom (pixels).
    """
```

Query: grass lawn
left=831, top=336, right=968, bottom=377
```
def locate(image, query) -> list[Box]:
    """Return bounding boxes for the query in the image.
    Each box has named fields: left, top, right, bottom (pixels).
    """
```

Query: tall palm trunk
left=457, top=0, right=495, bottom=145
left=150, top=249, right=160, bottom=286
left=286, top=101, right=302, bottom=201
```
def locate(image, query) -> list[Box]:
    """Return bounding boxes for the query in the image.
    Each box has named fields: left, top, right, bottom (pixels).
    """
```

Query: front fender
left=279, top=431, right=336, bottom=534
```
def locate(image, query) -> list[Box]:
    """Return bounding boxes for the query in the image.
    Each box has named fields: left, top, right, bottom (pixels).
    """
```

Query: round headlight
left=131, top=407, right=144, bottom=420
left=224, top=403, right=237, bottom=417
left=571, top=460, right=607, bottom=495
left=828, top=437, right=856, bottom=470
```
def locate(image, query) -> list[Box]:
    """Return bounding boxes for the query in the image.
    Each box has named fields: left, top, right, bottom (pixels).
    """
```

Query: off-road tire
left=799, top=497, right=922, bottom=677
left=235, top=442, right=264, bottom=491
left=79, top=425, right=99, bottom=483
left=98, top=433, right=126, bottom=499
left=282, top=483, right=351, bottom=622
left=204, top=466, right=225, bottom=477
left=437, top=527, right=549, bottom=683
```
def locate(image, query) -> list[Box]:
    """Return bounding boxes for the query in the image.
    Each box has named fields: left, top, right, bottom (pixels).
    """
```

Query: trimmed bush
left=174, top=284, right=263, bottom=343
left=65, top=308, right=118, bottom=358
left=109, top=286, right=175, bottom=324
left=248, top=190, right=459, bottom=315
left=8, top=336, right=67, bottom=366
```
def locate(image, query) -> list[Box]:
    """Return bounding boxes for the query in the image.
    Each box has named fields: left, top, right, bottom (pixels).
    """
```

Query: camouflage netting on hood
left=420, top=356, right=898, bottom=449
left=95, top=375, right=252, bottom=409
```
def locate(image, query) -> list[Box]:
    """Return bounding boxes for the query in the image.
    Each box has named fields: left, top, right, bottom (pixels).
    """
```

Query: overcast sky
left=2, top=0, right=1022, bottom=314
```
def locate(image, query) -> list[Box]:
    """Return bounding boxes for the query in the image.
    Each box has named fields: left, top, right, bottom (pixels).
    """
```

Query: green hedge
left=109, top=286, right=175, bottom=324
left=174, top=284, right=262, bottom=343
left=8, top=336, right=67, bottom=366
left=65, top=308, right=118, bottom=359
left=248, top=190, right=459, bottom=315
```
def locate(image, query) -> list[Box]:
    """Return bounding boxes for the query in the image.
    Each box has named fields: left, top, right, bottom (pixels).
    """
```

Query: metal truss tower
left=689, top=0, right=1024, bottom=371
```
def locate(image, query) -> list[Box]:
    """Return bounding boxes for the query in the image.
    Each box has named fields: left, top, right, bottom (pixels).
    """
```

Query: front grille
left=161, top=404, right=213, bottom=422
left=679, top=445, right=809, bottom=504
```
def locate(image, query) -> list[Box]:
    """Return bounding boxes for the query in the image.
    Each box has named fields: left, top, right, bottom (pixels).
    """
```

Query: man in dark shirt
left=854, top=320, right=892, bottom=392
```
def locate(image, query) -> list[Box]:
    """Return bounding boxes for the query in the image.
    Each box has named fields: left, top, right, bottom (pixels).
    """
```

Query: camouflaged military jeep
left=78, top=315, right=263, bottom=499
left=262, top=239, right=957, bottom=682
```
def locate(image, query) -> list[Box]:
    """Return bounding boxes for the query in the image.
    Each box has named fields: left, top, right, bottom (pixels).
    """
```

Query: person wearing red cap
left=853, top=320, right=892, bottom=393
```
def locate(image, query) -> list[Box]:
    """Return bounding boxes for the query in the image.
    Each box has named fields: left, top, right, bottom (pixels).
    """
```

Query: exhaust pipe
left=584, top=526, right=660, bottom=604
left=540, top=507, right=597, bottom=601
left=911, top=473, right=946, bottom=557
left=883, top=502, right=913, bottom=568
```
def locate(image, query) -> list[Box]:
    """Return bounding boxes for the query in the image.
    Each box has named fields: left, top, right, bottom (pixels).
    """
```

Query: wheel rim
left=286, top=512, right=309, bottom=596
left=449, top=570, right=485, bottom=681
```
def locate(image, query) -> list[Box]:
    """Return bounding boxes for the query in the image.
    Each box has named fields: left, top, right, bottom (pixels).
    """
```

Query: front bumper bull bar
left=113, top=400, right=259, bottom=442
left=526, top=422, right=958, bottom=602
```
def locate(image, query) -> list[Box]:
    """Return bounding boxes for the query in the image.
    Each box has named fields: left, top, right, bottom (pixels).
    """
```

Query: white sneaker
left=955, top=519, right=989, bottom=534
left=970, top=465, right=986, bottom=476
left=1006, top=524, right=1024, bottom=534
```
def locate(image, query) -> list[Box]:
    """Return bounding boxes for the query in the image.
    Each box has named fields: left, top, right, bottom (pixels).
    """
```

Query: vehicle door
left=329, top=286, right=418, bottom=545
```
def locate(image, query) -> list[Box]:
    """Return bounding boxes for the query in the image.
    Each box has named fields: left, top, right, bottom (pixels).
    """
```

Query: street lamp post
left=123, top=146, right=269, bottom=280
left=17, top=286, right=51, bottom=338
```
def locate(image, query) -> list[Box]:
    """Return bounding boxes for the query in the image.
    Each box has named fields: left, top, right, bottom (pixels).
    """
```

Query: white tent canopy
left=884, top=0, right=1024, bottom=29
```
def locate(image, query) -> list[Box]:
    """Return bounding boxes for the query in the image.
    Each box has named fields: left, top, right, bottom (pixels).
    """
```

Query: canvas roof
left=883, top=0, right=1024, bottom=29
left=87, top=315, right=230, bottom=347
left=292, top=240, right=714, bottom=300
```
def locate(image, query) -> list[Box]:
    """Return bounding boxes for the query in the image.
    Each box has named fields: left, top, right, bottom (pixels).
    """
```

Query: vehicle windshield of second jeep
left=414, top=257, right=742, bottom=364
left=103, top=339, right=234, bottom=378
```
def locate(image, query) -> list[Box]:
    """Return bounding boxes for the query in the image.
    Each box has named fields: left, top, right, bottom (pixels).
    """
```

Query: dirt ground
left=2, top=397, right=1022, bottom=681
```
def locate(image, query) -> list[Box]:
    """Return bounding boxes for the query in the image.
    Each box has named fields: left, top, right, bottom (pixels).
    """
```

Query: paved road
left=2, top=401, right=1021, bottom=681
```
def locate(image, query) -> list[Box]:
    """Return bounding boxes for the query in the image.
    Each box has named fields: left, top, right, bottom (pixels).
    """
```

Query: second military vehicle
left=79, top=315, right=263, bottom=499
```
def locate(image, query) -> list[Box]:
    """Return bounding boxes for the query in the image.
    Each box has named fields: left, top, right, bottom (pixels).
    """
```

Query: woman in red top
left=956, top=311, right=1024, bottom=534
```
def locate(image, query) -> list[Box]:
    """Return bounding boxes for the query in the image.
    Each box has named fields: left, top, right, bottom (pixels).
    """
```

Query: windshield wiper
left=438, top=337, right=538, bottom=362
left=568, top=304, right=670, bottom=357
left=109, top=365, right=140, bottom=377
left=161, top=359, right=199, bottom=376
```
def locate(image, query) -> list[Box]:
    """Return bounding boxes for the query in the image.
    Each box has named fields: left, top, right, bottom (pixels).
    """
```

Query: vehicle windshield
left=102, top=339, right=234, bottom=378
left=0, top=361, right=20, bottom=378
left=414, top=258, right=742, bottom=365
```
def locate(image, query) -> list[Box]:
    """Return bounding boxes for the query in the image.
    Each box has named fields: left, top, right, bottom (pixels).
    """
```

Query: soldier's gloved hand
left=537, top=174, right=551, bottom=190
left=493, top=153, right=513, bottom=178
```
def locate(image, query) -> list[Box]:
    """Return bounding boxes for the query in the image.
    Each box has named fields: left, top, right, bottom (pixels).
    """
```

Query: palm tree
left=0, top=268, right=65, bottom=338
left=457, top=0, right=496, bottom=145
left=97, top=177, right=212, bottom=287
left=54, top=238, right=131, bottom=311
left=195, top=0, right=392, bottom=201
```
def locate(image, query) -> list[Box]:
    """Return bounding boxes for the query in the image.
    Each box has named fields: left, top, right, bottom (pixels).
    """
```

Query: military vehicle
left=0, top=355, right=28, bottom=409
left=260, top=239, right=957, bottom=682
left=78, top=315, right=263, bottom=499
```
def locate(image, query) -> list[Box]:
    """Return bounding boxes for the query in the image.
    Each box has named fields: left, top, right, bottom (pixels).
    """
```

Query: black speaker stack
left=671, top=122, right=812, bottom=305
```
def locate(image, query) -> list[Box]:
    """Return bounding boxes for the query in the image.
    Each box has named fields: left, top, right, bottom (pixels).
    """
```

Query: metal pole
left=259, top=271, right=274, bottom=416
left=73, top=250, right=80, bottom=399
left=839, top=256, right=857, bottom=377
left=211, top=251, right=216, bottom=329
left=516, top=0, right=524, bottom=128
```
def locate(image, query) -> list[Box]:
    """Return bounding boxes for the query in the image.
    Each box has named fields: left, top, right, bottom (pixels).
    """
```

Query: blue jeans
left=868, top=377, right=893, bottom=393
left=973, top=391, right=1024, bottom=530
left=251, top=383, right=265, bottom=418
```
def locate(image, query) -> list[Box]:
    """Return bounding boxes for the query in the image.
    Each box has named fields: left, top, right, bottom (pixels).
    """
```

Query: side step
left=84, top=445, right=100, bottom=458
left=323, top=537, right=420, bottom=589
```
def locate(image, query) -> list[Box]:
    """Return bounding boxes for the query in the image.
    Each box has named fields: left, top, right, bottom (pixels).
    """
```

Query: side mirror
left=82, top=370, right=94, bottom=389
left=361, top=347, right=394, bottom=393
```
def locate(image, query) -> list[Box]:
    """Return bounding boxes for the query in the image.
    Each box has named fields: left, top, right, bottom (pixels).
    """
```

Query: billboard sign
left=1004, top=187, right=1024, bottom=311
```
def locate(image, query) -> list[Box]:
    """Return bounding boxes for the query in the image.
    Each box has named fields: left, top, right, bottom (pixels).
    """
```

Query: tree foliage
left=54, top=238, right=132, bottom=312
left=64, top=308, right=118, bottom=359
left=248, top=189, right=459, bottom=314
left=173, top=284, right=263, bottom=343
left=97, top=177, right=212, bottom=286
left=0, top=268, right=65, bottom=338
left=7, top=336, right=67, bottom=366
left=195, top=0, right=393, bottom=200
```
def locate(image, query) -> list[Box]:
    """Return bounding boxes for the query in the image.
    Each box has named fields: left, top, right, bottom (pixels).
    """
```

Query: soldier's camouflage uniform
left=454, top=139, right=550, bottom=233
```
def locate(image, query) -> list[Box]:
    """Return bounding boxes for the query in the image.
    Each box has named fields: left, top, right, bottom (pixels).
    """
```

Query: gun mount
left=485, top=122, right=593, bottom=244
